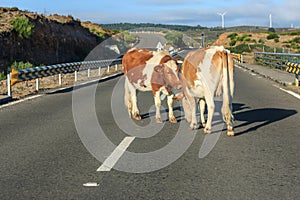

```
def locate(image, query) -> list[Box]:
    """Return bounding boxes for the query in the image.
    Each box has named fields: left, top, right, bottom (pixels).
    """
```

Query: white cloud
left=76, top=0, right=300, bottom=27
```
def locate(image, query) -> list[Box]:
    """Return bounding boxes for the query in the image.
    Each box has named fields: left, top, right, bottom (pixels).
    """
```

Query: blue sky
left=1, top=0, right=299, bottom=28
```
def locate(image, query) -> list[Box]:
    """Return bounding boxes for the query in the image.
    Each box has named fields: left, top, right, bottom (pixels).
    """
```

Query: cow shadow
left=233, top=103, right=297, bottom=136
left=140, top=106, right=183, bottom=122
left=139, top=102, right=297, bottom=136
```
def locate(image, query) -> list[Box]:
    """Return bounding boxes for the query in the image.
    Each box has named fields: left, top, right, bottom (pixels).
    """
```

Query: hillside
left=214, top=30, right=300, bottom=63
left=0, top=7, right=116, bottom=75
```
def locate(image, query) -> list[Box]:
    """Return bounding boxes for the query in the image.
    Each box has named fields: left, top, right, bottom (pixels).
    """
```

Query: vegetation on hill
left=0, top=7, right=129, bottom=80
left=215, top=30, right=300, bottom=55
left=100, top=23, right=206, bottom=32
left=10, top=16, right=34, bottom=38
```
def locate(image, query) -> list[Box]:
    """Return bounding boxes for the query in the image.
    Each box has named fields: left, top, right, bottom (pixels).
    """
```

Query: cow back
left=122, top=48, right=154, bottom=74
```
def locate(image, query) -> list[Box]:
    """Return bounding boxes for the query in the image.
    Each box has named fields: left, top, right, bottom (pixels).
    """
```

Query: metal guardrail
left=254, top=52, right=300, bottom=86
left=7, top=58, right=123, bottom=97
left=254, top=52, right=300, bottom=70
left=10, top=58, right=122, bottom=85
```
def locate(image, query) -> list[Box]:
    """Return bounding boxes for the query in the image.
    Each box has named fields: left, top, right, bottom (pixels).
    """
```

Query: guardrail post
left=36, top=78, right=39, bottom=92
left=98, top=67, right=101, bottom=76
left=59, top=74, right=62, bottom=86
left=115, top=64, right=118, bottom=71
left=107, top=65, right=110, bottom=73
left=296, top=75, right=299, bottom=87
left=75, top=71, right=78, bottom=82
left=7, top=73, right=11, bottom=97
left=88, top=68, right=91, bottom=78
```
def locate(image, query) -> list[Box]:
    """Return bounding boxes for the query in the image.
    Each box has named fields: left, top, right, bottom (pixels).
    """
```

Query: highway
left=0, top=33, right=299, bottom=199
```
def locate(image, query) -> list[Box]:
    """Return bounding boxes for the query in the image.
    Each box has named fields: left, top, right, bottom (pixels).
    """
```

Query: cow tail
left=227, top=52, right=235, bottom=100
left=221, top=50, right=234, bottom=125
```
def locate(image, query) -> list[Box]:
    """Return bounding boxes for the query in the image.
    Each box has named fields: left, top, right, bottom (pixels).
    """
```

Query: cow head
left=153, top=60, right=182, bottom=90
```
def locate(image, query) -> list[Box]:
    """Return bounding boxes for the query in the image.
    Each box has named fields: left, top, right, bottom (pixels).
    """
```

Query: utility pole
left=201, top=32, right=205, bottom=48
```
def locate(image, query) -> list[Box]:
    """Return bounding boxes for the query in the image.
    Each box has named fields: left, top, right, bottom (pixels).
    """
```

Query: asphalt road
left=0, top=62, right=299, bottom=199
left=132, top=32, right=167, bottom=49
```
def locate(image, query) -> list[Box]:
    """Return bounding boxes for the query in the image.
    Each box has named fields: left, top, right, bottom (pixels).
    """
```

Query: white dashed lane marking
left=97, top=136, right=135, bottom=172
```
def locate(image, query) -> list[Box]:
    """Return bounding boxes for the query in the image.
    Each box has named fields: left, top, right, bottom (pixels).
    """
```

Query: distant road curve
left=131, top=32, right=167, bottom=49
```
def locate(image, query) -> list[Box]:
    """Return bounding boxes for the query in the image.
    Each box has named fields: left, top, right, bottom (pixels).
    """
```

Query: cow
left=179, top=46, right=235, bottom=136
left=122, top=48, right=182, bottom=123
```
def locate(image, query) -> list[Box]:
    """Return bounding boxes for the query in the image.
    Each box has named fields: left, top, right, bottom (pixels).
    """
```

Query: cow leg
left=184, top=95, right=198, bottom=129
left=127, top=82, right=141, bottom=120
left=131, top=93, right=141, bottom=120
left=227, top=103, right=235, bottom=136
left=222, top=104, right=234, bottom=136
left=204, top=96, right=214, bottom=134
left=154, top=91, right=162, bottom=123
left=182, top=97, right=191, bottom=123
left=167, top=94, right=177, bottom=123
left=199, top=98, right=206, bottom=128
left=124, top=78, right=132, bottom=118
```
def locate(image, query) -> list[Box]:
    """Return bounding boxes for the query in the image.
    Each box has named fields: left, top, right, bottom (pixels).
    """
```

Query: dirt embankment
left=0, top=7, right=115, bottom=74
left=216, top=31, right=300, bottom=50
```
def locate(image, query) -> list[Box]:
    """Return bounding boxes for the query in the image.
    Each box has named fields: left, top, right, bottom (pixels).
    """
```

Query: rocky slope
left=0, top=7, right=116, bottom=74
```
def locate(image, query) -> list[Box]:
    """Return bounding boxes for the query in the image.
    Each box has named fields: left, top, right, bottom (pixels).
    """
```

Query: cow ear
left=154, top=65, right=164, bottom=73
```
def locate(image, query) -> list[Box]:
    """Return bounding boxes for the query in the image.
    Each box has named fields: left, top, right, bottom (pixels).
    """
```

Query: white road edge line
left=0, top=94, right=42, bottom=109
left=97, top=136, right=135, bottom=172
left=278, top=87, right=300, bottom=100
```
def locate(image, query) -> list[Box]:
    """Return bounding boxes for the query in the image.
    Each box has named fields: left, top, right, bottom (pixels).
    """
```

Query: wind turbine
left=217, top=12, right=227, bottom=28
left=269, top=14, right=272, bottom=28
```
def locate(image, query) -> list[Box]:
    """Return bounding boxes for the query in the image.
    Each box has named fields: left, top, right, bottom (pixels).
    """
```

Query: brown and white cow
left=122, top=48, right=182, bottom=123
left=180, top=46, right=235, bottom=136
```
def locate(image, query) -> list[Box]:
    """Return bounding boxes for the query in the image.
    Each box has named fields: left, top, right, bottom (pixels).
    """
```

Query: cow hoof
left=227, top=130, right=235, bottom=136
left=169, top=117, right=177, bottom=123
left=156, top=118, right=163, bottom=123
left=201, top=123, right=206, bottom=128
left=204, top=128, right=211, bottom=134
left=189, top=123, right=198, bottom=130
left=133, top=113, right=141, bottom=120
left=185, top=118, right=191, bottom=123
left=185, top=116, right=192, bottom=123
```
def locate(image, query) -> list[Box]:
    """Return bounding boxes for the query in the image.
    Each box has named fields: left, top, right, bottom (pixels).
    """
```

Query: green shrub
left=227, top=33, right=238, bottom=40
left=290, top=42, right=299, bottom=49
left=228, top=44, right=251, bottom=54
left=244, top=37, right=251, bottom=42
left=236, top=34, right=250, bottom=42
left=274, top=38, right=279, bottom=43
left=281, top=31, right=300, bottom=36
left=258, top=39, right=265, bottom=44
left=9, top=61, right=35, bottom=72
left=10, top=16, right=34, bottom=38
left=229, top=39, right=237, bottom=46
left=292, top=37, right=300, bottom=44
left=0, top=72, right=6, bottom=81
left=96, top=31, right=105, bottom=39
left=165, top=31, right=184, bottom=47
left=267, top=32, right=279, bottom=40
left=121, top=31, right=136, bottom=44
